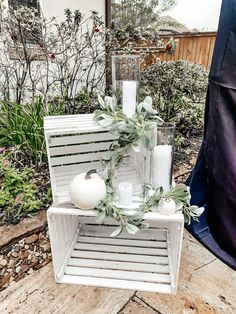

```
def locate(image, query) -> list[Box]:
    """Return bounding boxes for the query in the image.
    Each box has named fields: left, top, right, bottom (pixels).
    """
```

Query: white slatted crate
left=44, top=114, right=184, bottom=294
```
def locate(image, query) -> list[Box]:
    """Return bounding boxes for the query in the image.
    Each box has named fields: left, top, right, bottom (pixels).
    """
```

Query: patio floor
left=0, top=231, right=236, bottom=314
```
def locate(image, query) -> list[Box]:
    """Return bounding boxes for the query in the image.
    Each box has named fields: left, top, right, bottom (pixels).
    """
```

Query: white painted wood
left=169, top=221, right=184, bottom=293
left=44, top=113, right=184, bottom=294
left=77, top=236, right=168, bottom=248
left=47, top=206, right=183, bottom=222
left=74, top=242, right=168, bottom=257
left=71, top=250, right=169, bottom=264
left=57, top=227, right=81, bottom=282
left=64, top=266, right=171, bottom=283
left=49, top=132, right=117, bottom=147
left=53, top=161, right=104, bottom=176
left=50, top=150, right=112, bottom=166
left=79, top=225, right=167, bottom=241
left=49, top=141, right=114, bottom=156
left=61, top=275, right=172, bottom=294
left=67, top=258, right=170, bottom=274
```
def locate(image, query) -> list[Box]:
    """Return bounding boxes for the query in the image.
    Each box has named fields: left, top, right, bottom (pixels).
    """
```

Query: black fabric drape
left=187, top=0, right=236, bottom=269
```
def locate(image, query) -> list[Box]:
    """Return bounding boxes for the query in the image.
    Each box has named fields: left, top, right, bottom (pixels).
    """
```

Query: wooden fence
left=157, top=32, right=216, bottom=68
left=116, top=32, right=217, bottom=69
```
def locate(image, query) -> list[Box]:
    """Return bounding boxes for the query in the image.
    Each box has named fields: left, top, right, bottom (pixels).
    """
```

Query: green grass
left=0, top=98, right=64, bottom=166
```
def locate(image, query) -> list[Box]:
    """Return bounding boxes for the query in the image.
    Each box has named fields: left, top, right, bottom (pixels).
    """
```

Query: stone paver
left=136, top=232, right=236, bottom=314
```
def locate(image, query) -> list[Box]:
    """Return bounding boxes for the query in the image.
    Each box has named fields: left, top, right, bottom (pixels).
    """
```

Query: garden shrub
left=0, top=152, right=50, bottom=223
left=141, top=60, right=208, bottom=137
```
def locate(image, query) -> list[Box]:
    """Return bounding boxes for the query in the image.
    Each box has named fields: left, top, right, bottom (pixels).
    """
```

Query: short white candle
left=122, top=81, right=137, bottom=118
left=118, top=182, right=133, bottom=206
left=152, top=145, right=172, bottom=192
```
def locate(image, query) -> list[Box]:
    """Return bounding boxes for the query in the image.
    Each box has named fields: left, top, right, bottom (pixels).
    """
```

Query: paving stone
left=136, top=232, right=236, bottom=314
left=120, top=297, right=156, bottom=314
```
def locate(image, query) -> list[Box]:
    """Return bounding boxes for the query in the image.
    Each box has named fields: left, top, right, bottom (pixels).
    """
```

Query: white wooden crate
left=44, top=114, right=184, bottom=294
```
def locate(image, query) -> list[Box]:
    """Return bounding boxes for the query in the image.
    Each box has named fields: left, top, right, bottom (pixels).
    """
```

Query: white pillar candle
left=152, top=145, right=172, bottom=192
left=122, top=80, right=137, bottom=118
left=118, top=182, right=133, bottom=206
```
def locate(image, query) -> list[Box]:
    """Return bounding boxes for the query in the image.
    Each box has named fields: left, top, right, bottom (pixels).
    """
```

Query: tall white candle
left=122, top=81, right=137, bottom=118
left=118, top=182, right=133, bottom=206
left=152, top=145, right=172, bottom=192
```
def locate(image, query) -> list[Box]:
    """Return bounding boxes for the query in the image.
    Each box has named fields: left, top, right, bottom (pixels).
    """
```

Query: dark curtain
left=187, top=0, right=236, bottom=269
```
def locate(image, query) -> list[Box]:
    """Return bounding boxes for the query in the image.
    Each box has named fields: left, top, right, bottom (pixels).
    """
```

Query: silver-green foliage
left=94, top=95, right=204, bottom=236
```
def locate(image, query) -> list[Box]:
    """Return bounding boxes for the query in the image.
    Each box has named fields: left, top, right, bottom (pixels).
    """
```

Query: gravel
left=0, top=228, right=51, bottom=291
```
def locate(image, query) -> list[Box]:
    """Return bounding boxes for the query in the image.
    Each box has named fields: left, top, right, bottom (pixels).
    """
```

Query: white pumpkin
left=69, top=169, right=106, bottom=209
left=158, top=197, right=176, bottom=215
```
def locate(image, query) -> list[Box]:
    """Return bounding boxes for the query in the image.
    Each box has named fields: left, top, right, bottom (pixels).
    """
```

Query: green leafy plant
left=0, top=97, right=64, bottom=165
left=0, top=153, right=46, bottom=222
left=141, top=60, right=208, bottom=136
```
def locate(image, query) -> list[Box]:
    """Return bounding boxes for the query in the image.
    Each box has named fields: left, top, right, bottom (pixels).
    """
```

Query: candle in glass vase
left=152, top=145, right=172, bottom=192
left=118, top=182, right=133, bottom=206
left=122, top=81, right=137, bottom=118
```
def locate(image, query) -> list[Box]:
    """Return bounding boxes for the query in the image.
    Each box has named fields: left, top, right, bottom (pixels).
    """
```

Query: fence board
left=116, top=32, right=216, bottom=69
left=160, top=32, right=216, bottom=68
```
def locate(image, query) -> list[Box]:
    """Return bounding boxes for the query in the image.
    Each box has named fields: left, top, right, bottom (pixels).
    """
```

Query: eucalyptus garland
left=94, top=95, right=204, bottom=236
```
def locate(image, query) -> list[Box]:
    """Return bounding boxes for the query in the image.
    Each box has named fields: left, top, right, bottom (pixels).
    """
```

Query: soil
left=174, top=134, right=202, bottom=183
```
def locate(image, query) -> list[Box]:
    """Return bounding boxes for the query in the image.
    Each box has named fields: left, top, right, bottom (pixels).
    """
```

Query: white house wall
left=0, top=0, right=106, bottom=103
left=40, top=0, right=105, bottom=21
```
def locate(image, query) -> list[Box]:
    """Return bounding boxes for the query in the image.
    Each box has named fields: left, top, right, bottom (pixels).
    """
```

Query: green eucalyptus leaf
left=110, top=225, right=123, bottom=237
left=143, top=96, right=153, bottom=105
left=105, top=96, right=116, bottom=111
left=142, top=135, right=153, bottom=150
left=125, top=223, right=140, bottom=234
left=96, top=211, right=106, bottom=224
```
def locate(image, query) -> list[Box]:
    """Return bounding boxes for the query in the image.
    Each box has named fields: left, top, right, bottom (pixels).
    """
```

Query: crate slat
left=61, top=275, right=172, bottom=294
left=74, top=242, right=168, bottom=256
left=67, top=258, right=170, bottom=274
left=50, top=151, right=112, bottom=166
left=49, top=141, right=114, bottom=157
left=53, top=161, right=104, bottom=176
left=79, top=225, right=167, bottom=241
left=65, top=266, right=171, bottom=283
left=71, top=250, right=169, bottom=264
left=78, top=236, right=167, bottom=248
left=49, top=132, right=117, bottom=147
